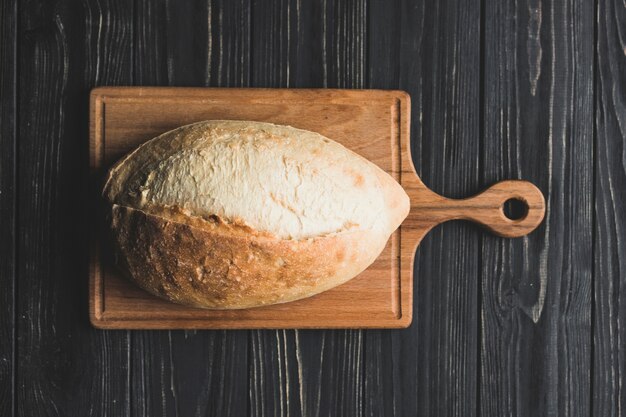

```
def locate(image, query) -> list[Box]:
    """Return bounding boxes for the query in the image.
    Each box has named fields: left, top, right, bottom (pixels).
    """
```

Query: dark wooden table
left=1, top=0, right=624, bottom=416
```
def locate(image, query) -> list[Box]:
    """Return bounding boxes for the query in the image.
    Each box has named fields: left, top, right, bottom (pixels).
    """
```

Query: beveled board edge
left=89, top=87, right=416, bottom=329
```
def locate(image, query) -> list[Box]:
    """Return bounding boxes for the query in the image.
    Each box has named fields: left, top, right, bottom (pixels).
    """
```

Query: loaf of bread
left=103, top=120, right=410, bottom=309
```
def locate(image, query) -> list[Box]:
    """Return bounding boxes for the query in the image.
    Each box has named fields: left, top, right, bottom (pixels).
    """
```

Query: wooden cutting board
left=89, top=87, right=545, bottom=329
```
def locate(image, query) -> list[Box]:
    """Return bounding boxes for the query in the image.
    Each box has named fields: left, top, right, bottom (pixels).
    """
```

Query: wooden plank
left=365, top=0, right=482, bottom=416
left=16, top=1, right=132, bottom=415
left=130, top=1, right=250, bottom=416
left=481, top=0, right=593, bottom=416
left=408, top=2, right=482, bottom=414
left=365, top=4, right=422, bottom=414
left=0, top=0, right=16, bottom=415
left=135, top=0, right=250, bottom=87
left=594, top=0, right=626, bottom=415
left=249, top=1, right=367, bottom=415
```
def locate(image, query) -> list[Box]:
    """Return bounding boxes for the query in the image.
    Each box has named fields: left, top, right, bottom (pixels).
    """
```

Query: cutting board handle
left=413, top=180, right=546, bottom=238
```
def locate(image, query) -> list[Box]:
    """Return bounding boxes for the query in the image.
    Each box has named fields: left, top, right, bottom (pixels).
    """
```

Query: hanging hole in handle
left=502, top=198, right=529, bottom=221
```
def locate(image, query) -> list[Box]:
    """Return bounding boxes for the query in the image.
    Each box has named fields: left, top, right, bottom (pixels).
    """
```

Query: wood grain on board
left=0, top=0, right=16, bottom=415
left=17, top=1, right=132, bottom=416
left=481, top=0, right=593, bottom=416
left=594, top=0, right=626, bottom=416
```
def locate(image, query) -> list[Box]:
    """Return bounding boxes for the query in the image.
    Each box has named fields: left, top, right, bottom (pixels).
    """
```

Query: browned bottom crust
left=110, top=204, right=385, bottom=309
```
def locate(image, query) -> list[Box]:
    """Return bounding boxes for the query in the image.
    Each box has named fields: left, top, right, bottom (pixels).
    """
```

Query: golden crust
left=111, top=204, right=385, bottom=309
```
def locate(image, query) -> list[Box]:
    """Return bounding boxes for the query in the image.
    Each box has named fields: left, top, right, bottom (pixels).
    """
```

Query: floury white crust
left=104, top=120, right=410, bottom=309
